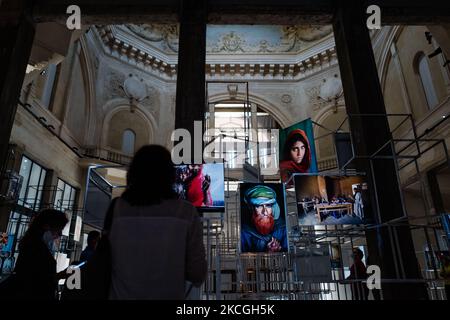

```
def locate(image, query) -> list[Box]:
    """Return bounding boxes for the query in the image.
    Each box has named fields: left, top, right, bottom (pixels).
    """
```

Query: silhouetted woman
left=280, top=129, right=312, bottom=182
left=13, top=209, right=68, bottom=300
left=347, top=248, right=369, bottom=300
left=108, top=145, right=207, bottom=299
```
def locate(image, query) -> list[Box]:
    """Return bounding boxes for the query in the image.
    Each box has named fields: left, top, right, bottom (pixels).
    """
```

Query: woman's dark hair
left=19, top=209, right=68, bottom=250
left=353, top=248, right=364, bottom=260
left=283, top=132, right=310, bottom=162
left=87, top=230, right=101, bottom=245
left=122, top=144, right=176, bottom=206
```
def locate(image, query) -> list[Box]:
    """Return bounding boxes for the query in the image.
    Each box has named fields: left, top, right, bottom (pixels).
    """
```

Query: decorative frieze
left=95, top=26, right=338, bottom=81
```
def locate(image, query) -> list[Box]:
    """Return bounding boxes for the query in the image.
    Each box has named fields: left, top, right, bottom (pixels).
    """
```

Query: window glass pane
left=418, top=56, right=439, bottom=108
left=122, top=129, right=136, bottom=155
left=63, top=184, right=72, bottom=210
left=18, top=157, right=32, bottom=205
left=70, top=187, right=76, bottom=208
left=34, top=169, right=47, bottom=210
left=54, top=179, right=64, bottom=209
left=26, top=164, right=41, bottom=208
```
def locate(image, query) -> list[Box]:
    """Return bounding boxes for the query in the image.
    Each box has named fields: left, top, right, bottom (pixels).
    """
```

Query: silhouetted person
left=108, top=145, right=207, bottom=299
left=347, top=248, right=369, bottom=300
left=353, top=187, right=364, bottom=220
left=80, top=231, right=101, bottom=263
left=12, top=209, right=68, bottom=300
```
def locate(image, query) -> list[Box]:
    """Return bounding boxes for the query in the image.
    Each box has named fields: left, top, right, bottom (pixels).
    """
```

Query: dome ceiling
left=125, top=24, right=333, bottom=55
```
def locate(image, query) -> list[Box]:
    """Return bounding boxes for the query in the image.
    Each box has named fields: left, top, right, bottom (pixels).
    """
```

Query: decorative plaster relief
left=103, top=70, right=126, bottom=101
left=305, top=83, right=326, bottom=111
left=305, top=74, right=343, bottom=111
left=126, top=24, right=179, bottom=53
left=125, top=24, right=333, bottom=54
left=123, top=74, right=162, bottom=115
left=210, top=31, right=247, bottom=53
left=281, top=94, right=292, bottom=104
left=287, top=25, right=333, bottom=42
left=123, top=74, right=148, bottom=101
left=210, top=25, right=332, bottom=53
left=96, top=25, right=337, bottom=80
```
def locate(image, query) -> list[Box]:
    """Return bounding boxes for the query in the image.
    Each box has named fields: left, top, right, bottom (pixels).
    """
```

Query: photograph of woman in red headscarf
left=280, top=129, right=312, bottom=182
left=279, top=118, right=318, bottom=184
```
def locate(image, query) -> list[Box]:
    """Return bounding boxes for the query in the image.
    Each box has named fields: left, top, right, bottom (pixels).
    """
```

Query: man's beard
left=252, top=214, right=274, bottom=235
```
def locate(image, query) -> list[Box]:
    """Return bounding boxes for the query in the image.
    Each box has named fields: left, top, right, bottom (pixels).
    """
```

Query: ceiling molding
left=94, top=25, right=338, bottom=81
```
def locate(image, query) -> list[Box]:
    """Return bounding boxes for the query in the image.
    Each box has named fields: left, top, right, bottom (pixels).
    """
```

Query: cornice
left=94, top=25, right=338, bottom=81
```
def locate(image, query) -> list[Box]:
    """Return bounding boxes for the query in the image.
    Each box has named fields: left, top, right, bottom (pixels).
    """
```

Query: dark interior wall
left=338, top=176, right=364, bottom=196
left=317, top=176, right=327, bottom=200
left=295, top=175, right=320, bottom=199
left=325, top=176, right=363, bottom=198
left=84, top=177, right=111, bottom=229
left=296, top=176, right=367, bottom=201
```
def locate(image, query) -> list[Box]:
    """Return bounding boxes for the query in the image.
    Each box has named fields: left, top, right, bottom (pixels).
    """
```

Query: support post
left=333, top=0, right=428, bottom=299
left=174, top=0, right=207, bottom=164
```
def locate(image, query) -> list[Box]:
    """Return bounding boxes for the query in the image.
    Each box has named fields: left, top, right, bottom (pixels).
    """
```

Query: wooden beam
left=18, top=0, right=450, bottom=25
left=30, top=0, right=180, bottom=24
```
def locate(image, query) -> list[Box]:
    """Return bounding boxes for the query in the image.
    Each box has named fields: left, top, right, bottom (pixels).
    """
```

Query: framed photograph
left=174, top=163, right=225, bottom=212
left=279, top=118, right=318, bottom=184
left=240, top=183, right=288, bottom=253
left=294, top=173, right=372, bottom=225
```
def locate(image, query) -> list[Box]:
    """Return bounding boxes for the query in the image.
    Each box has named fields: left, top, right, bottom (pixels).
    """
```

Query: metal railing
left=82, top=146, right=133, bottom=165
left=317, top=157, right=338, bottom=171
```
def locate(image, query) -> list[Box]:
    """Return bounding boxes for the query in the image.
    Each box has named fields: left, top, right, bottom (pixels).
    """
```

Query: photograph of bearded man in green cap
left=240, top=184, right=288, bottom=253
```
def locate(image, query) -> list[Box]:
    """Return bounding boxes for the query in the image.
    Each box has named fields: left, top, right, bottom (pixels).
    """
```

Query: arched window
left=122, top=129, right=136, bottom=155
left=416, top=53, right=439, bottom=109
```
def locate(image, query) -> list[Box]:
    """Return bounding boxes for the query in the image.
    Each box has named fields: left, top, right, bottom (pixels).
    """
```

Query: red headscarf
left=280, top=129, right=311, bottom=182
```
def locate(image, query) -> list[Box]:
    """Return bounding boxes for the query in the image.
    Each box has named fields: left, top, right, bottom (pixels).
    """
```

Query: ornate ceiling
left=95, top=24, right=337, bottom=80
left=125, top=24, right=333, bottom=54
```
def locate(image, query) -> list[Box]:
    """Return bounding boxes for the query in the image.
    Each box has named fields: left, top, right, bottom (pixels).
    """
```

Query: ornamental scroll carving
left=126, top=24, right=333, bottom=54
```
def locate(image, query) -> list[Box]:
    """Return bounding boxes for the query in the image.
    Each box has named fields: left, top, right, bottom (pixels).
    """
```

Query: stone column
left=333, top=0, right=427, bottom=299
left=174, top=0, right=207, bottom=163
left=0, top=11, right=35, bottom=175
